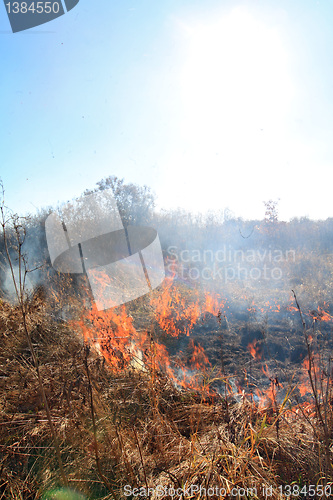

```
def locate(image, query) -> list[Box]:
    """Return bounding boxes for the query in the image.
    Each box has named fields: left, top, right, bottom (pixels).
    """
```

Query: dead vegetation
left=0, top=292, right=333, bottom=500
left=1, top=187, right=333, bottom=499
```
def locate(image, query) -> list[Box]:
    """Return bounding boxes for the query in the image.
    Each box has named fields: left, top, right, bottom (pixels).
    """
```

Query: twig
left=292, top=290, right=332, bottom=480
left=133, top=425, right=149, bottom=496
left=0, top=193, right=68, bottom=486
left=83, top=345, right=118, bottom=500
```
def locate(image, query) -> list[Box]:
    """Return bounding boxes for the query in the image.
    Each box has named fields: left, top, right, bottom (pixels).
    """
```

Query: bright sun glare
left=159, top=8, right=296, bottom=219
left=181, top=8, right=293, bottom=141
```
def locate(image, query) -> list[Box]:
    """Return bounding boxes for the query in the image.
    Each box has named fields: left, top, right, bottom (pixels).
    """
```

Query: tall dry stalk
left=292, top=289, right=332, bottom=482
left=83, top=344, right=118, bottom=500
left=0, top=186, right=68, bottom=486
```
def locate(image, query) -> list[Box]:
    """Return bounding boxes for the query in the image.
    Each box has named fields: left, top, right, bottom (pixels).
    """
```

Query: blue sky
left=1, top=0, right=333, bottom=221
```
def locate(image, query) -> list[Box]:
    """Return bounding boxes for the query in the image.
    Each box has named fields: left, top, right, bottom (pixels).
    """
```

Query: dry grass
left=0, top=294, right=332, bottom=500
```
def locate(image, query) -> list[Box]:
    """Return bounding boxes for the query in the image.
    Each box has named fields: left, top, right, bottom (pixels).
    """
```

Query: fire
left=248, top=339, right=262, bottom=360
left=150, top=276, right=200, bottom=337
left=287, top=295, right=332, bottom=322
left=249, top=365, right=283, bottom=409
left=72, top=303, right=139, bottom=370
left=309, top=306, right=332, bottom=322
left=247, top=298, right=282, bottom=315
left=150, top=276, right=225, bottom=337
left=70, top=279, right=217, bottom=397
left=67, top=268, right=332, bottom=411
left=187, top=339, right=211, bottom=371
left=297, top=355, right=323, bottom=398
left=202, top=292, right=224, bottom=316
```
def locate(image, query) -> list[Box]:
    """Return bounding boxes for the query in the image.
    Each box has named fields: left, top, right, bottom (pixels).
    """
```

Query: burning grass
left=1, top=289, right=333, bottom=500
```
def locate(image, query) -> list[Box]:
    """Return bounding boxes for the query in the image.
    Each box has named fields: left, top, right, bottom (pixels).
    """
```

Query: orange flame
left=248, top=339, right=262, bottom=360
left=67, top=267, right=332, bottom=410
left=150, top=277, right=225, bottom=337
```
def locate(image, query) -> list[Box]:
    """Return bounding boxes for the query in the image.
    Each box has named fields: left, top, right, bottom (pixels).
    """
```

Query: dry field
left=1, top=274, right=333, bottom=500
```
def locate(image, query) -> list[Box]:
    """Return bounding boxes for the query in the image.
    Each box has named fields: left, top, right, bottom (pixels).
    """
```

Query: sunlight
left=158, top=7, right=296, bottom=218
left=180, top=8, right=293, bottom=141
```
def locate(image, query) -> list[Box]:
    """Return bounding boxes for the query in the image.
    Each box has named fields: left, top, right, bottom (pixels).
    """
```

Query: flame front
left=68, top=270, right=333, bottom=410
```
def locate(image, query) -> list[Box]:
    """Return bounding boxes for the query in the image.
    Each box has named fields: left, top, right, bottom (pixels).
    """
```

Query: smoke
left=2, top=265, right=35, bottom=302
left=0, top=211, right=48, bottom=303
